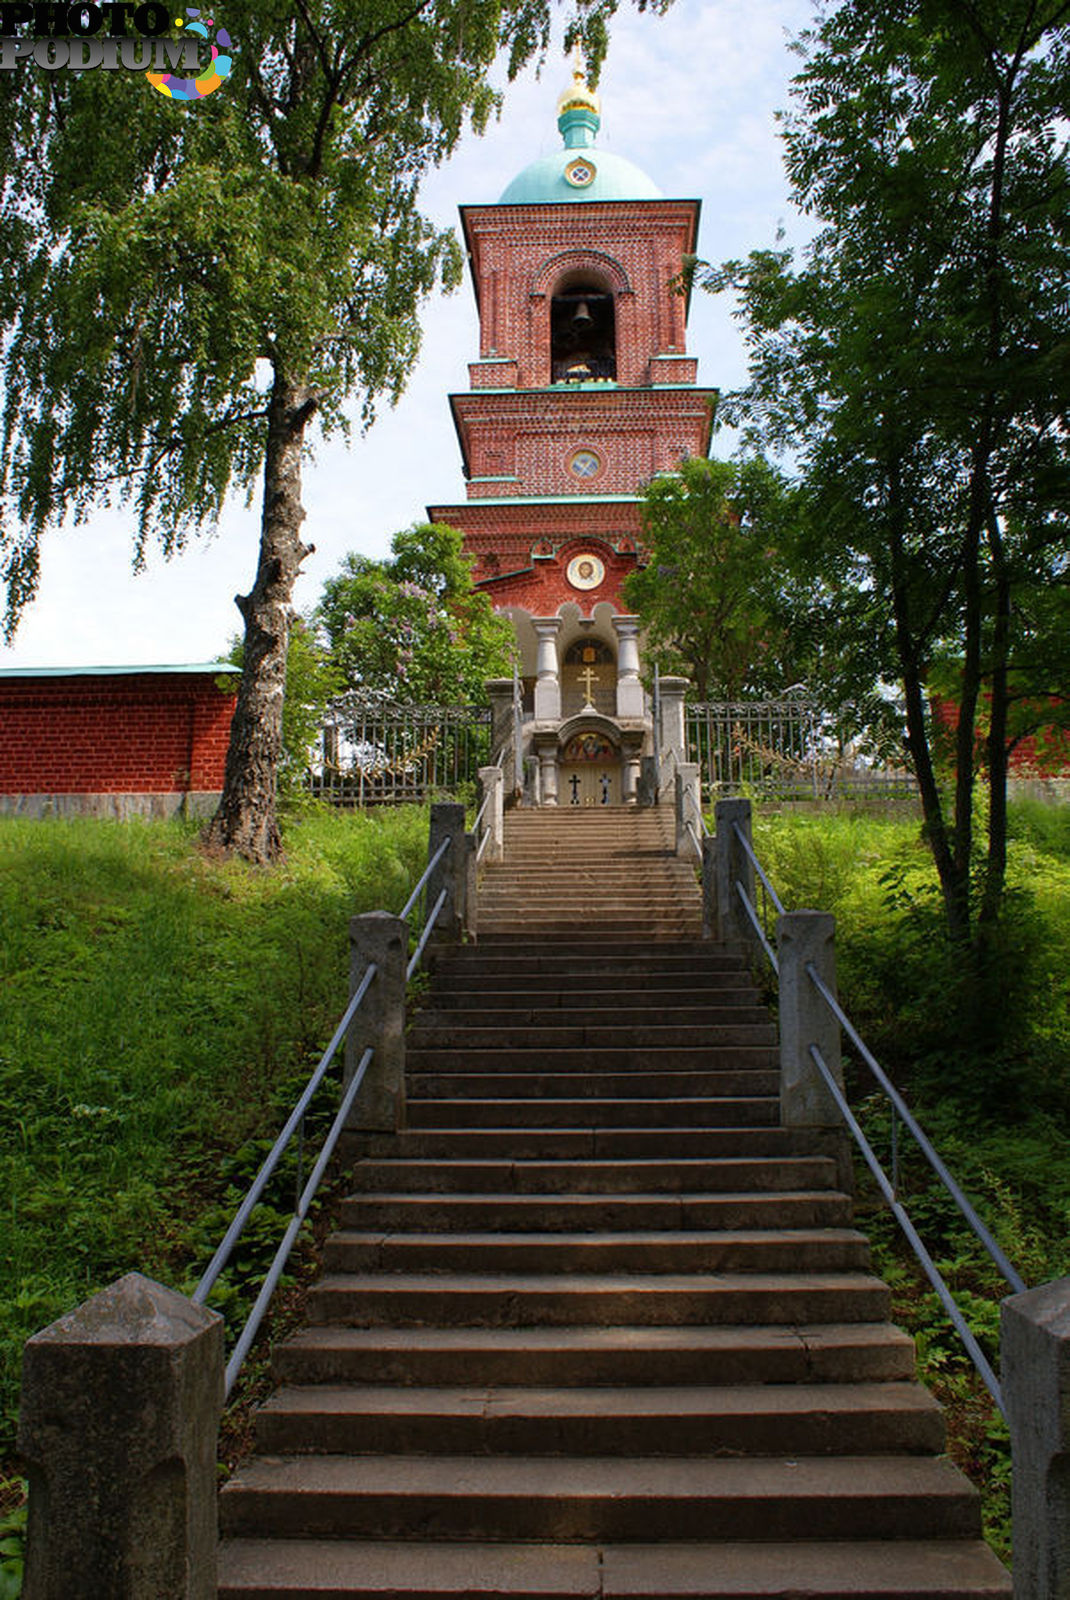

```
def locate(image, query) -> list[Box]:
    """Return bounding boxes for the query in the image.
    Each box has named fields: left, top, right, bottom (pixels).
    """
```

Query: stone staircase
left=218, top=807, right=1011, bottom=1598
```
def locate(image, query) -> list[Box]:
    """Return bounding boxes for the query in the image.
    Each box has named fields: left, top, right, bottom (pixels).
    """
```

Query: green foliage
left=626, top=454, right=804, bottom=699
left=317, top=522, right=515, bottom=702
left=0, top=809, right=428, bottom=1469
left=703, top=1, right=1070, bottom=944
left=0, top=0, right=667, bottom=637
left=752, top=798, right=1070, bottom=1560
left=0, top=1481, right=24, bottom=1600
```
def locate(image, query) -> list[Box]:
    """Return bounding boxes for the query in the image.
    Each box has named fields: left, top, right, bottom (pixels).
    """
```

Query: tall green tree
left=0, top=0, right=664, bottom=862
left=701, top=0, right=1070, bottom=944
left=317, top=521, right=515, bottom=701
left=626, top=455, right=804, bottom=699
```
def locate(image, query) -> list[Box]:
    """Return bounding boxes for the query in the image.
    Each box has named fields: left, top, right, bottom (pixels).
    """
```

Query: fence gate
left=686, top=699, right=916, bottom=800
left=311, top=699, right=493, bottom=807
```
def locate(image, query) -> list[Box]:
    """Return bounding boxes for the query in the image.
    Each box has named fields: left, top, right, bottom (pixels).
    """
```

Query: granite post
left=346, top=910, right=407, bottom=1131
left=1002, top=1277, right=1070, bottom=1599
left=477, top=765, right=504, bottom=864
left=713, top=797, right=756, bottom=948
left=428, top=802, right=467, bottom=943
left=18, top=1273, right=223, bottom=1600
left=777, top=910, right=844, bottom=1128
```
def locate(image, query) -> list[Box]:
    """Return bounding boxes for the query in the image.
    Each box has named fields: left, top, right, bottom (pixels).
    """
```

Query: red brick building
left=0, top=664, right=239, bottom=818
left=429, top=63, right=714, bottom=804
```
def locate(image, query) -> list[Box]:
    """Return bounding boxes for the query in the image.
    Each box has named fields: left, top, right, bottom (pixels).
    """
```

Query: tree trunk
left=886, top=461, right=969, bottom=942
left=205, top=371, right=316, bottom=863
left=980, top=511, right=1011, bottom=932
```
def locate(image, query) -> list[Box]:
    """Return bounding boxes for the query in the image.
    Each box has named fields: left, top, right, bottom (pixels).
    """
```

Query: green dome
left=498, top=146, right=662, bottom=205
left=497, top=72, right=661, bottom=205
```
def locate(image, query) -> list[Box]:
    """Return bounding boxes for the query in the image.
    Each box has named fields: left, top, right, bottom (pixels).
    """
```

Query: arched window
left=550, top=277, right=616, bottom=382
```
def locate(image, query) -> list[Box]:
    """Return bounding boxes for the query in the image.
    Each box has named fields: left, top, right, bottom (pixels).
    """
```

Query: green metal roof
left=0, top=662, right=239, bottom=678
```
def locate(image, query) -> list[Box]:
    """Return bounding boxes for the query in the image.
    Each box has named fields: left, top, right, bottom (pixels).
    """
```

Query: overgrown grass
left=0, top=806, right=429, bottom=1482
left=753, top=799, right=1070, bottom=1559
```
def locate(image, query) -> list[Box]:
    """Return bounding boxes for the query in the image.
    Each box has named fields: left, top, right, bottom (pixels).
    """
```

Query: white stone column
left=534, top=734, right=560, bottom=807
left=612, top=615, right=645, bottom=719
left=532, top=618, right=563, bottom=722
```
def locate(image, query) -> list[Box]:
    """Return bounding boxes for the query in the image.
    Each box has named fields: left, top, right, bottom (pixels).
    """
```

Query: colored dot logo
left=147, top=5, right=233, bottom=100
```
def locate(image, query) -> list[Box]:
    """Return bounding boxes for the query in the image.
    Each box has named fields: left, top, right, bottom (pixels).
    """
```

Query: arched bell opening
left=550, top=273, right=616, bottom=382
left=559, top=726, right=621, bottom=808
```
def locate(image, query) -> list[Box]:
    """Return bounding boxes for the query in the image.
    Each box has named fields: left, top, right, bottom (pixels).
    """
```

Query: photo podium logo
left=0, top=1, right=234, bottom=98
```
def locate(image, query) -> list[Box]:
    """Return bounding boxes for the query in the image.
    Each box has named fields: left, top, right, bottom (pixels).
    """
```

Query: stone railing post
left=637, top=755, right=657, bottom=808
left=18, top=1273, right=223, bottom=1600
left=346, top=910, right=407, bottom=1130
left=477, top=765, right=504, bottom=864
left=713, top=797, right=756, bottom=948
left=777, top=910, right=844, bottom=1127
left=485, top=678, right=518, bottom=796
left=428, top=801, right=467, bottom=943
left=674, top=762, right=700, bottom=859
left=657, top=675, right=689, bottom=775
left=1002, top=1277, right=1070, bottom=1599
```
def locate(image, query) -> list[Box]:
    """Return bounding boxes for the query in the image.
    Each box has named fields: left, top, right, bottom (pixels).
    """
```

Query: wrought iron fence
left=686, top=698, right=916, bottom=800
left=309, top=697, right=493, bottom=807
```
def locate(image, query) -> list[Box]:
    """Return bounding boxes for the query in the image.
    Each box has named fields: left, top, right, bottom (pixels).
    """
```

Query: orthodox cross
left=579, top=665, right=599, bottom=703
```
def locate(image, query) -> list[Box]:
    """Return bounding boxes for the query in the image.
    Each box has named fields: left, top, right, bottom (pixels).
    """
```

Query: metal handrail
left=733, top=820, right=785, bottom=917
left=809, top=1044, right=1006, bottom=1414
left=401, top=836, right=449, bottom=922
left=684, top=818, right=703, bottom=865
left=192, top=961, right=379, bottom=1307
left=727, top=820, right=1025, bottom=1412
left=221, top=1046, right=373, bottom=1398
left=684, top=785, right=711, bottom=837
left=735, top=880, right=779, bottom=974
left=806, top=962, right=1027, bottom=1297
left=194, top=823, right=456, bottom=1392
left=407, top=887, right=448, bottom=980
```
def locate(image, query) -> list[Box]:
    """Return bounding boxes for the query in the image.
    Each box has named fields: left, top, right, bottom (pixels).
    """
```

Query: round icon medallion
left=566, top=553, right=606, bottom=591
left=564, top=157, right=597, bottom=188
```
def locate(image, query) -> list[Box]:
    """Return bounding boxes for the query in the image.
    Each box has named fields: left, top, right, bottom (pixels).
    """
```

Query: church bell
left=572, top=300, right=594, bottom=329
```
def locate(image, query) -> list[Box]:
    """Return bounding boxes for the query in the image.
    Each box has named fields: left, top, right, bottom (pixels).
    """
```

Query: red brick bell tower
left=429, top=60, right=715, bottom=805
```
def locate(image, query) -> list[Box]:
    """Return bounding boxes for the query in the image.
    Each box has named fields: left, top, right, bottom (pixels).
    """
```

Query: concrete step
left=476, top=922, right=705, bottom=936
left=406, top=1072, right=780, bottom=1100
left=404, top=1098, right=779, bottom=1129
left=424, top=985, right=762, bottom=1008
left=412, top=1005, right=773, bottom=1032
left=254, top=1380, right=944, bottom=1458
left=321, top=1228, right=872, bottom=1276
left=218, top=1535, right=1012, bottom=1597
left=272, top=1322, right=920, bottom=1389
left=335, top=1191, right=855, bottom=1233
left=406, top=1024, right=777, bottom=1050
left=351, top=1157, right=839, bottom=1194
left=470, top=934, right=729, bottom=947
left=306, top=1271, right=892, bottom=1328
left=404, top=1047, right=779, bottom=1073
left=218, top=1454, right=980, bottom=1542
left=428, top=954, right=751, bottom=978
left=348, top=1127, right=815, bottom=1161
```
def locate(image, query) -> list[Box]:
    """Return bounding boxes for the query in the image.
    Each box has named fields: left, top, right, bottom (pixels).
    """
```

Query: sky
left=0, top=0, right=816, bottom=670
